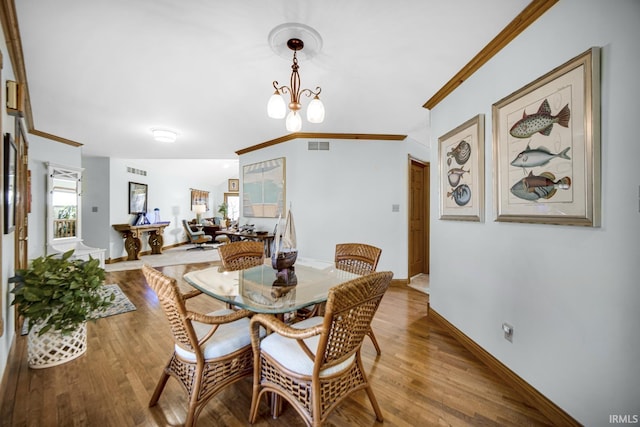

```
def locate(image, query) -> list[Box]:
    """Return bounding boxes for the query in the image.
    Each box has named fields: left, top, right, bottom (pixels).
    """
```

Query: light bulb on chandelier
left=267, top=37, right=325, bottom=131
left=285, top=110, right=302, bottom=132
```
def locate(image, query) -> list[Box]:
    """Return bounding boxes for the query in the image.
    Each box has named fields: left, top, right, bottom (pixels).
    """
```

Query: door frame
left=408, top=155, right=430, bottom=278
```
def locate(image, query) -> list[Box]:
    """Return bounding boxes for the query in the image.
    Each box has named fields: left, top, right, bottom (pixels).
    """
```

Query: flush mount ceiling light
left=151, top=128, right=177, bottom=143
left=267, top=23, right=325, bottom=132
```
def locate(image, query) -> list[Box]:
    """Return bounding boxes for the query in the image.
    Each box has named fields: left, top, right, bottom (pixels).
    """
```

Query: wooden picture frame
left=492, top=47, right=601, bottom=226
left=3, top=133, right=17, bottom=234
left=438, top=114, right=485, bottom=221
left=228, top=178, right=239, bottom=192
left=242, top=157, right=285, bottom=218
left=128, top=181, right=148, bottom=214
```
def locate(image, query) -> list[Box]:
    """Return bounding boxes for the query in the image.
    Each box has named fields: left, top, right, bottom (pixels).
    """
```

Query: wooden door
left=409, top=159, right=429, bottom=277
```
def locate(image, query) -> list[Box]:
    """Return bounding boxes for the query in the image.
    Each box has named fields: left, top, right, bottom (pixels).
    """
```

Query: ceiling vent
left=308, top=141, right=330, bottom=151
left=127, top=166, right=147, bottom=176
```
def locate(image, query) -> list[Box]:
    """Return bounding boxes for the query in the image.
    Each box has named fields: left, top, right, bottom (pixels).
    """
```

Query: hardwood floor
left=0, top=262, right=553, bottom=426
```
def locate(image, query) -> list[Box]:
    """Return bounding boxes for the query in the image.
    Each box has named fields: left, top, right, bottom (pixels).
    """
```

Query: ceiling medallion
left=267, top=23, right=324, bottom=132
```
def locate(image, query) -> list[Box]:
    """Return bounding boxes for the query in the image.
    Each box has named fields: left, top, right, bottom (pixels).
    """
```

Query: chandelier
left=267, top=38, right=325, bottom=132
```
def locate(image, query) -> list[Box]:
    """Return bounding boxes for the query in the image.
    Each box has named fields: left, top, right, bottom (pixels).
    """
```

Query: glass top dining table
left=183, top=262, right=361, bottom=314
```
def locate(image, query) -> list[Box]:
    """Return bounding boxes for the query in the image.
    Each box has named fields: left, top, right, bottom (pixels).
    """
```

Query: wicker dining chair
left=335, top=243, right=383, bottom=355
left=334, top=242, right=382, bottom=276
left=218, top=240, right=265, bottom=271
left=142, top=265, right=259, bottom=427
left=297, top=243, right=383, bottom=354
left=249, top=271, right=393, bottom=426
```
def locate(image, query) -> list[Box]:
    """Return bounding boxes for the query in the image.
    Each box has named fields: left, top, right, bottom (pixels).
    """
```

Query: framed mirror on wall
left=129, top=182, right=148, bottom=214
left=3, top=133, right=16, bottom=234
left=46, top=162, right=106, bottom=266
left=48, top=165, right=81, bottom=241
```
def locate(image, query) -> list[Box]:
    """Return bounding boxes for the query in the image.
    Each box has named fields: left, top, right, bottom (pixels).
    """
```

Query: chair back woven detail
left=218, top=240, right=264, bottom=271
left=334, top=243, right=381, bottom=275
left=249, top=271, right=393, bottom=426
left=318, top=271, right=391, bottom=368
left=143, top=264, right=197, bottom=352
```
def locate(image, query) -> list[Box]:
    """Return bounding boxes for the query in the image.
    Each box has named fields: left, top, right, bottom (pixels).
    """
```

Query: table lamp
left=192, top=204, right=206, bottom=224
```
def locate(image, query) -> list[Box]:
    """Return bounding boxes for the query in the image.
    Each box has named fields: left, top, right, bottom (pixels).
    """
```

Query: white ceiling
left=15, top=0, right=530, bottom=160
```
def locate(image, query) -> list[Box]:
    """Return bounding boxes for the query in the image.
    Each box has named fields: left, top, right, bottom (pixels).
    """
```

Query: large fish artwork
left=510, top=99, right=570, bottom=138
left=510, top=143, right=571, bottom=168
left=510, top=171, right=571, bottom=201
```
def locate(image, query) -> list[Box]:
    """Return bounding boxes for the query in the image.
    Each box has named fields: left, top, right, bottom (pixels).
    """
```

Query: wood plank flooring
left=0, top=262, right=553, bottom=426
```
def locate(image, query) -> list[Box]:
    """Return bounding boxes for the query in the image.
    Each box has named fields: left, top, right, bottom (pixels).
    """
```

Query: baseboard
left=428, top=308, right=580, bottom=427
left=390, top=278, right=408, bottom=287
left=105, top=242, right=187, bottom=264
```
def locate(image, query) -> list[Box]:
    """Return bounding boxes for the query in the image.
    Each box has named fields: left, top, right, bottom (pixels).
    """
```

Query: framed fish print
left=438, top=114, right=485, bottom=221
left=492, top=47, right=601, bottom=226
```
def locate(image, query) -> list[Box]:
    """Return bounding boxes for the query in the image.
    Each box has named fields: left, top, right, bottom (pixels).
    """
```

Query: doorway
left=224, top=192, right=240, bottom=222
left=408, top=158, right=429, bottom=280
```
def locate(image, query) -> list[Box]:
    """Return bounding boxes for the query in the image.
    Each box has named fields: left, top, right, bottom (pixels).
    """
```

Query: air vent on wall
left=127, top=166, right=147, bottom=176
left=308, top=141, right=330, bottom=151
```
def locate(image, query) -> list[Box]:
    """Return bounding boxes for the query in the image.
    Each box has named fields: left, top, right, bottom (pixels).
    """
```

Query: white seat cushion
left=261, top=317, right=355, bottom=377
left=175, top=308, right=261, bottom=362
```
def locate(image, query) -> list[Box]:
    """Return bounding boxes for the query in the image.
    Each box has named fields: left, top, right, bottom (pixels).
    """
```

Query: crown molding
left=236, top=132, right=406, bottom=155
left=423, top=0, right=559, bottom=110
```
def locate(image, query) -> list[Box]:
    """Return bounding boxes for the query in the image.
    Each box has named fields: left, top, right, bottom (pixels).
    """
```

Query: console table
left=112, top=222, right=170, bottom=260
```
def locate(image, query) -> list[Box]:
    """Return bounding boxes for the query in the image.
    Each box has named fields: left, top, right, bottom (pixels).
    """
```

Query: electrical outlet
left=502, top=322, right=513, bottom=342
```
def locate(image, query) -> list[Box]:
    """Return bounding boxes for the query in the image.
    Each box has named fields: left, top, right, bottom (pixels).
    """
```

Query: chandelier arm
left=273, top=83, right=292, bottom=97
left=299, top=86, right=322, bottom=98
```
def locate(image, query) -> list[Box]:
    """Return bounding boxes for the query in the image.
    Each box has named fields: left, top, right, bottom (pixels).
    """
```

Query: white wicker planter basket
left=27, top=322, right=87, bottom=369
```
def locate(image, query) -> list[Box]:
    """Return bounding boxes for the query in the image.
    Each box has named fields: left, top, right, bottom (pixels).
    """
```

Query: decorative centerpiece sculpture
left=271, top=207, right=297, bottom=285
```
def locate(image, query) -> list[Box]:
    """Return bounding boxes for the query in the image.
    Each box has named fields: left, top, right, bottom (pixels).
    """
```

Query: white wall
left=81, top=156, right=110, bottom=252
left=28, top=136, right=83, bottom=258
left=429, top=1, right=640, bottom=424
left=103, top=158, right=238, bottom=260
left=239, top=136, right=429, bottom=278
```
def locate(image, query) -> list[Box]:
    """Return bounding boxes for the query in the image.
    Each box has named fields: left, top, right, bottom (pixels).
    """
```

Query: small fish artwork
left=447, top=167, right=469, bottom=187
left=447, top=184, right=471, bottom=206
left=510, top=171, right=571, bottom=201
left=510, top=143, right=571, bottom=168
left=446, top=140, right=471, bottom=166
left=509, top=99, right=570, bottom=139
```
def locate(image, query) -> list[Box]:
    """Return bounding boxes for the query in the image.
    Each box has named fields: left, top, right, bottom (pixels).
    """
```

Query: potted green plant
left=218, top=202, right=229, bottom=228
left=10, top=249, right=113, bottom=368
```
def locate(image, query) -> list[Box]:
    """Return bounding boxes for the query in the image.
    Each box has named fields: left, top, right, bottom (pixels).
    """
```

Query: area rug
left=21, top=284, right=136, bottom=335
left=105, top=245, right=222, bottom=272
